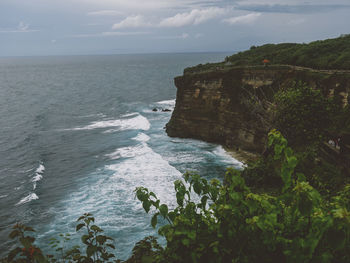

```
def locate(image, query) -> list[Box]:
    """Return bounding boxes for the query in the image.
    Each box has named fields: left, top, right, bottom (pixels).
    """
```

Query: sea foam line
left=66, top=114, right=150, bottom=132
left=16, top=193, right=39, bottom=206
left=32, top=162, right=45, bottom=190
left=156, top=99, right=176, bottom=106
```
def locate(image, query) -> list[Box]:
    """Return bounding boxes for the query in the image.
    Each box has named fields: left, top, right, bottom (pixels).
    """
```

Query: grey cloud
left=236, top=4, right=350, bottom=14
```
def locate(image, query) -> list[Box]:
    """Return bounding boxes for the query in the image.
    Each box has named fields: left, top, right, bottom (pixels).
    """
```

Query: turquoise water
left=0, top=53, right=242, bottom=259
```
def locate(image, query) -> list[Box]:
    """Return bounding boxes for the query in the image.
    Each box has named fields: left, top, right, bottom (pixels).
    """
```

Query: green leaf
left=159, top=204, right=168, bottom=218
left=81, top=235, right=89, bottom=245
left=9, top=230, right=20, bottom=239
left=96, top=235, right=107, bottom=244
left=151, top=214, right=158, bottom=228
left=201, top=196, right=208, bottom=209
left=168, top=211, right=176, bottom=222
left=176, top=192, right=184, bottom=206
left=77, top=215, right=85, bottom=222
left=91, top=225, right=103, bottom=232
left=287, top=156, right=298, bottom=169
left=19, top=237, right=32, bottom=248
left=142, top=200, right=151, bottom=213
left=149, top=192, right=157, bottom=199
left=76, top=223, right=85, bottom=232
left=86, top=245, right=97, bottom=258
left=193, top=181, right=202, bottom=195
left=181, top=239, right=190, bottom=247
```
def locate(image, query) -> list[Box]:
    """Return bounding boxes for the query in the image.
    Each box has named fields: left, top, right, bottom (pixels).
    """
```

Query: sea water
left=0, top=53, right=242, bottom=259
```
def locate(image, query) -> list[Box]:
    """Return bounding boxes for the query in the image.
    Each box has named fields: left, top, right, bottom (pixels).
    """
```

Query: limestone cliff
left=166, top=65, right=350, bottom=154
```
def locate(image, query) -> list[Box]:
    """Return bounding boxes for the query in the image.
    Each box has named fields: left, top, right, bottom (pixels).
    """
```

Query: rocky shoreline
left=166, top=65, right=350, bottom=156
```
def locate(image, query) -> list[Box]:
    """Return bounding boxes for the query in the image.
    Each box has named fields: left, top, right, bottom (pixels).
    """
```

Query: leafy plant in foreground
left=135, top=130, right=350, bottom=263
left=5, top=223, right=46, bottom=263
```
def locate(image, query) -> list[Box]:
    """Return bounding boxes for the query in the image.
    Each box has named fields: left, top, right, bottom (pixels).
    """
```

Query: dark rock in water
left=152, top=107, right=171, bottom=112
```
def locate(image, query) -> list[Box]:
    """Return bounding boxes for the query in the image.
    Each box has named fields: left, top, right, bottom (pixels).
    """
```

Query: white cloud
left=0, top=21, right=39, bottom=33
left=154, top=33, right=190, bottom=39
left=70, top=31, right=150, bottom=38
left=159, top=7, right=226, bottom=27
left=112, top=15, right=152, bottom=29
left=102, top=31, right=150, bottom=36
left=87, top=10, right=122, bottom=16
left=223, top=13, right=261, bottom=25
left=195, top=33, right=204, bottom=38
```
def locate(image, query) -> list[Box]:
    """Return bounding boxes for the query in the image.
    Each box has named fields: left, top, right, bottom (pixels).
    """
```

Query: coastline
left=225, top=147, right=260, bottom=165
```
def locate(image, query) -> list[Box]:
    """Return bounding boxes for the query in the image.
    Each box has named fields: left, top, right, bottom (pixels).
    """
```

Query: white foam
left=213, top=146, right=244, bottom=168
left=106, top=144, right=152, bottom=160
left=68, top=114, right=150, bottom=131
left=32, top=162, right=45, bottom=189
left=132, top=133, right=150, bottom=142
left=32, top=173, right=43, bottom=182
left=0, top=194, right=8, bottom=199
left=35, top=163, right=45, bottom=174
left=105, top=143, right=182, bottom=206
left=156, top=99, right=176, bottom=106
left=16, top=193, right=39, bottom=205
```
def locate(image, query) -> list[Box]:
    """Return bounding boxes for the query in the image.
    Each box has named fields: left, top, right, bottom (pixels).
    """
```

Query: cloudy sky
left=0, top=0, right=349, bottom=56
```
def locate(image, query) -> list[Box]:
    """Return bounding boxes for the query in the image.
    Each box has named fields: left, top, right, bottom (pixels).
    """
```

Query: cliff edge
left=166, top=65, right=350, bottom=155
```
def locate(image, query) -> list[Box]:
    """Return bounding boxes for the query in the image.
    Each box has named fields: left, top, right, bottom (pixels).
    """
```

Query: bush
left=135, top=130, right=350, bottom=262
left=273, top=83, right=334, bottom=147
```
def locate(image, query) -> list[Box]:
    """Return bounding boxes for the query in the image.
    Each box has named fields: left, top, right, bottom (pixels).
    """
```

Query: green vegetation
left=184, top=34, right=350, bottom=74
left=273, top=82, right=336, bottom=147
left=2, top=131, right=350, bottom=263
left=225, top=34, right=350, bottom=70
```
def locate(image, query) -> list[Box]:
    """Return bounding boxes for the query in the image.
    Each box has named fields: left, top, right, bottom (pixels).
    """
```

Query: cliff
left=166, top=65, right=350, bottom=155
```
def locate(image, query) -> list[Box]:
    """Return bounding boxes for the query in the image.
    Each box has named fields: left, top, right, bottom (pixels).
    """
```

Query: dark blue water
left=0, top=53, right=242, bottom=259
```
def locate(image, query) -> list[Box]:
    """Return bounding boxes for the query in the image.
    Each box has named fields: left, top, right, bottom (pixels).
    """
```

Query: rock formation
left=166, top=65, right=350, bottom=154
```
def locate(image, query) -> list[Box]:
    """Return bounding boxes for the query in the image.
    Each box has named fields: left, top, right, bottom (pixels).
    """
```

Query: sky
left=0, top=0, right=349, bottom=56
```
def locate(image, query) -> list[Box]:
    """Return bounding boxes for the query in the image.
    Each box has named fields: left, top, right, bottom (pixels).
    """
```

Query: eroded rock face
left=166, top=66, right=350, bottom=153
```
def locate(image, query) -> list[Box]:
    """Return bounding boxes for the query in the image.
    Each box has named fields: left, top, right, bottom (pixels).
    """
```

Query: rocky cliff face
left=166, top=66, right=350, bottom=154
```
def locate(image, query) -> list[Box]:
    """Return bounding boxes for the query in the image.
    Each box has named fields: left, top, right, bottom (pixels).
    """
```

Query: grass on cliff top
left=185, top=34, right=350, bottom=74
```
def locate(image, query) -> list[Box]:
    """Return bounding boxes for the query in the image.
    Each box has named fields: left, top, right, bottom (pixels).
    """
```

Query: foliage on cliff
left=3, top=131, right=350, bottom=263
left=273, top=83, right=336, bottom=146
left=184, top=34, right=350, bottom=74
left=225, top=34, right=350, bottom=70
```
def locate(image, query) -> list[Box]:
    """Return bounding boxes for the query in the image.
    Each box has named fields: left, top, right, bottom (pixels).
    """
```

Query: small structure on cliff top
left=263, top=59, right=270, bottom=66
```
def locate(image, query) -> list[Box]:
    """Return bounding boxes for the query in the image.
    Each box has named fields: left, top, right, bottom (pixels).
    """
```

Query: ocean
left=0, top=53, right=242, bottom=259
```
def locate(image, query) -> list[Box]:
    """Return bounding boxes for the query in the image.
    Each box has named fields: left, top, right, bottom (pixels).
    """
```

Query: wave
left=106, top=144, right=152, bottom=160
left=105, top=133, right=151, bottom=160
left=16, top=193, right=39, bottom=206
left=156, top=99, right=176, bottom=106
left=67, top=114, right=150, bottom=132
left=132, top=133, right=150, bottom=142
left=35, top=163, right=45, bottom=174
left=32, top=162, right=45, bottom=190
left=213, top=146, right=244, bottom=168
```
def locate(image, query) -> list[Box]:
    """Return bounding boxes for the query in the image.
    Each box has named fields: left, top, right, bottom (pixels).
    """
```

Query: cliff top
left=185, top=34, right=350, bottom=74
